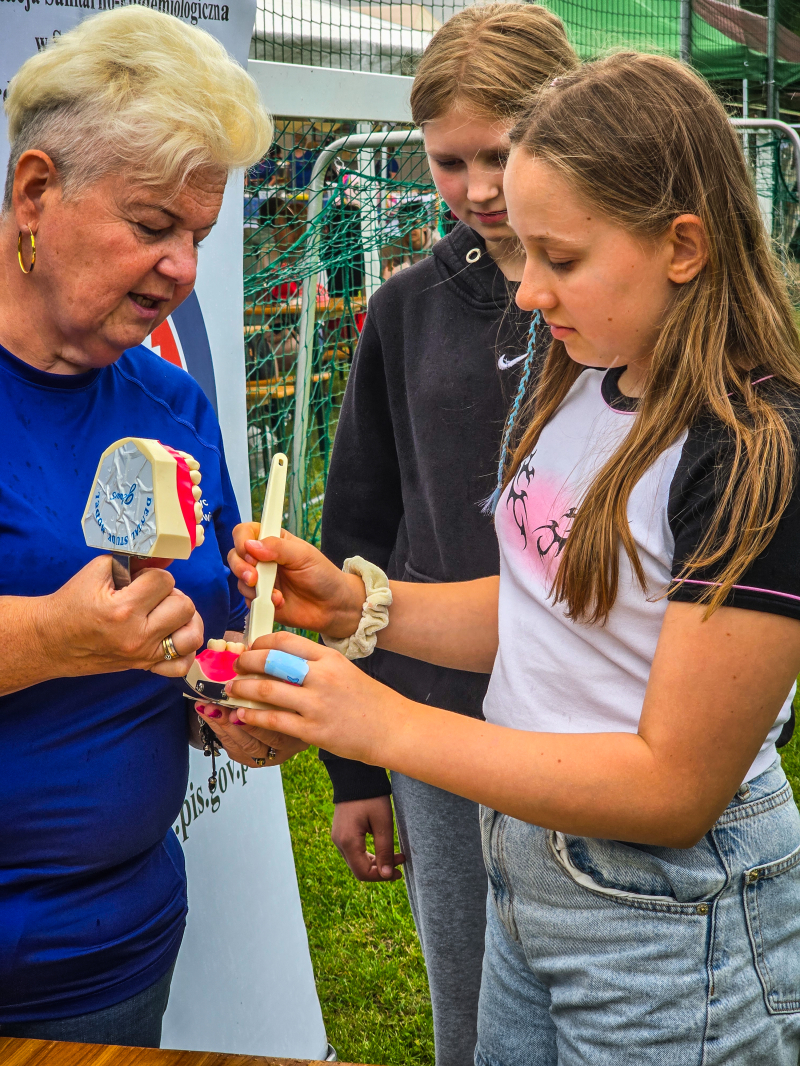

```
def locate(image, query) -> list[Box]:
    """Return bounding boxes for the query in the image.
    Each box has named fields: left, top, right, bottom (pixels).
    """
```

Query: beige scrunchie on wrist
left=321, top=556, right=392, bottom=660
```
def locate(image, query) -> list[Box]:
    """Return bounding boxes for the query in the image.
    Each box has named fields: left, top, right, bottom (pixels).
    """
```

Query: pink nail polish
left=205, top=708, right=222, bottom=719
left=229, top=715, right=242, bottom=725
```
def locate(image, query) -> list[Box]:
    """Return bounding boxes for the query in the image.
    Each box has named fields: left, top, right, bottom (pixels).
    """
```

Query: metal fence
left=250, top=0, right=800, bottom=113
left=243, top=120, right=437, bottom=535
left=245, top=2, right=800, bottom=530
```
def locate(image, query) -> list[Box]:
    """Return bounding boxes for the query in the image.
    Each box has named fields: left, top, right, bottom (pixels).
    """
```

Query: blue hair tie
left=483, top=310, right=541, bottom=516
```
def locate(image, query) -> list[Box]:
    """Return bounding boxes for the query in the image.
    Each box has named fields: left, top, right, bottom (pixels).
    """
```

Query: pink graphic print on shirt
left=499, top=452, right=577, bottom=584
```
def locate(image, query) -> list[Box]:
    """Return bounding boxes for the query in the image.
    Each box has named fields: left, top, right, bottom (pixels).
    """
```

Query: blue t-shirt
left=0, top=343, right=247, bottom=1022
left=290, top=150, right=315, bottom=190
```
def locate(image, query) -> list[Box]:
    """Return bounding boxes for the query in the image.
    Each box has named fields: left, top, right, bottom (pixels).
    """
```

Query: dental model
left=185, top=451, right=309, bottom=710
left=82, top=437, right=204, bottom=588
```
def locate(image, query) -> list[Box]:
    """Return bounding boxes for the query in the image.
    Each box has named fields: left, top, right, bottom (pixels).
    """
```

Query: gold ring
left=267, top=746, right=278, bottom=760
left=254, top=757, right=267, bottom=767
left=162, top=635, right=180, bottom=661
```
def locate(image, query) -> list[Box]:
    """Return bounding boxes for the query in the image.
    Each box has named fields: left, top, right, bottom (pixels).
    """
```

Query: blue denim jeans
left=476, top=760, right=800, bottom=1066
left=0, top=961, right=175, bottom=1048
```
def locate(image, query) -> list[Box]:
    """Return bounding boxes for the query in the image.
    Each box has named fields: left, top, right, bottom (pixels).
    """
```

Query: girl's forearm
left=375, top=575, right=499, bottom=672
left=376, top=703, right=717, bottom=848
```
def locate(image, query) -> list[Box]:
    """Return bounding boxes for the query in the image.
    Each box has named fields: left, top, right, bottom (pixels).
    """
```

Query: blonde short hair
left=410, top=2, right=577, bottom=126
left=3, top=5, right=273, bottom=209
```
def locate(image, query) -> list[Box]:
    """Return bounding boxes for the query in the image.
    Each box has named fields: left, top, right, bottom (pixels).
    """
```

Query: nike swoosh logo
left=497, top=352, right=527, bottom=370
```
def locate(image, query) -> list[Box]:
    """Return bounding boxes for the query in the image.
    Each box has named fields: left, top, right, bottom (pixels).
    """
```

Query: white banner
left=1, top=4, right=328, bottom=1059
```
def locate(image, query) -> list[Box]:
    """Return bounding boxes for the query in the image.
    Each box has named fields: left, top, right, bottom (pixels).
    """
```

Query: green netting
left=546, top=0, right=800, bottom=87
left=747, top=132, right=800, bottom=254
left=243, top=117, right=799, bottom=533
left=244, top=121, right=437, bottom=535
left=250, top=0, right=800, bottom=105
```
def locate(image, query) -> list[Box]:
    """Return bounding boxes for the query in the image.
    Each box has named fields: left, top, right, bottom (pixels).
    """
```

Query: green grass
left=281, top=748, right=434, bottom=1066
left=282, top=705, right=800, bottom=1066
left=781, top=703, right=800, bottom=800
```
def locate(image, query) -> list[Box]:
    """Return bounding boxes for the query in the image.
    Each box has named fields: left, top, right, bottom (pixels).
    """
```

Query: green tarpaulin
left=545, top=0, right=800, bottom=86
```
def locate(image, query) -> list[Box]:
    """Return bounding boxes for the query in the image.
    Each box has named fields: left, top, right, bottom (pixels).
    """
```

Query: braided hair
left=483, top=310, right=541, bottom=515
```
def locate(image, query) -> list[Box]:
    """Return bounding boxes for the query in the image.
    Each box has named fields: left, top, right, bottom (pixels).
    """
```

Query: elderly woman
left=0, top=8, right=297, bottom=1049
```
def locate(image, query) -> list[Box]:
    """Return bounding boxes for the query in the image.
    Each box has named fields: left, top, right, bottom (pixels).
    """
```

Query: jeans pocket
left=550, top=831, right=725, bottom=913
left=744, top=841, right=800, bottom=1014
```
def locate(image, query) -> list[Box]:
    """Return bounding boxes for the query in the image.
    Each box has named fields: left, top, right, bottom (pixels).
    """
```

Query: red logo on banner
left=145, top=318, right=187, bottom=371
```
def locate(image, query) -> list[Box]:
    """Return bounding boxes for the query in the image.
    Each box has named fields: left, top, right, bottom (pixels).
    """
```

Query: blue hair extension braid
left=483, top=310, right=541, bottom=516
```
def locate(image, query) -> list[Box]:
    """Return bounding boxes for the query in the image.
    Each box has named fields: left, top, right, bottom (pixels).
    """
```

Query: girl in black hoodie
left=319, top=8, right=575, bottom=1064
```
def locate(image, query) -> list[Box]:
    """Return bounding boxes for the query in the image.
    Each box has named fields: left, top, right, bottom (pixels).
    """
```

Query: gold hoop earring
left=17, top=230, right=36, bottom=274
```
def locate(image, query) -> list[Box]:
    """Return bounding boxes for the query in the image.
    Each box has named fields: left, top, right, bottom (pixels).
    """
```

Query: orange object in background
left=0, top=1036, right=376, bottom=1066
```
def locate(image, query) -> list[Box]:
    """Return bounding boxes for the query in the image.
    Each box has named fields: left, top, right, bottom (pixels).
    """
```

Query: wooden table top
left=0, top=1038, right=374, bottom=1066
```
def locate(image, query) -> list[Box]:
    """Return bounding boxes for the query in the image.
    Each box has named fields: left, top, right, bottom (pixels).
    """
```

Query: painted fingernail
left=206, top=708, right=222, bottom=719
left=229, top=714, right=243, bottom=725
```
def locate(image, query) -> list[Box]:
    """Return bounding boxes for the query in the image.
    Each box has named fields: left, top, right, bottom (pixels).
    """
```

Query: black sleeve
left=668, top=415, right=800, bottom=620
left=317, top=306, right=404, bottom=801
left=318, top=748, right=392, bottom=803
left=320, top=309, right=404, bottom=569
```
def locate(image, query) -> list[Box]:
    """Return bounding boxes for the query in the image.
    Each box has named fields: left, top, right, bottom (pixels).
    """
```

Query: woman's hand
left=0, top=555, right=203, bottom=696
left=228, top=525, right=364, bottom=639
left=52, top=555, right=203, bottom=677
left=226, top=630, right=408, bottom=763
left=229, top=526, right=500, bottom=672
left=194, top=701, right=307, bottom=767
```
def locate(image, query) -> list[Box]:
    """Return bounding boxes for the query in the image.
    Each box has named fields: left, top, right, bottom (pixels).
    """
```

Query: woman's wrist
left=323, top=572, right=368, bottom=640
left=0, top=593, right=59, bottom=695
left=321, top=559, right=392, bottom=659
left=363, top=692, right=437, bottom=773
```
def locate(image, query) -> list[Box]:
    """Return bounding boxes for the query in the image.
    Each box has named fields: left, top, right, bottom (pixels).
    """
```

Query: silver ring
left=162, top=635, right=179, bottom=661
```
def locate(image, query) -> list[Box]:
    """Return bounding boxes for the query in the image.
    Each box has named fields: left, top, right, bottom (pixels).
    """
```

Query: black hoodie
left=319, top=222, right=545, bottom=802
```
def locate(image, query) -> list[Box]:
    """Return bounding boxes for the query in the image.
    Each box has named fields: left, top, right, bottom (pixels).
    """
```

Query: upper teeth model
left=82, top=436, right=205, bottom=586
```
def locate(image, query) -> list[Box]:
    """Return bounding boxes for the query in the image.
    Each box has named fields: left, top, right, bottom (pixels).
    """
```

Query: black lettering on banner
left=52, top=0, right=230, bottom=19
left=173, top=760, right=254, bottom=838
left=178, top=798, right=192, bottom=841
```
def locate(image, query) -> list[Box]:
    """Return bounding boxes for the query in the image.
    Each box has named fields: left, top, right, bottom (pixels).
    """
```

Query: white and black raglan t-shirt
left=485, top=366, right=800, bottom=782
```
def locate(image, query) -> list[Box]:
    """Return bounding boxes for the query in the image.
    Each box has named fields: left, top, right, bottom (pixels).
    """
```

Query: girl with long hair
left=307, top=7, right=574, bottom=1063
left=221, top=52, right=800, bottom=1063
